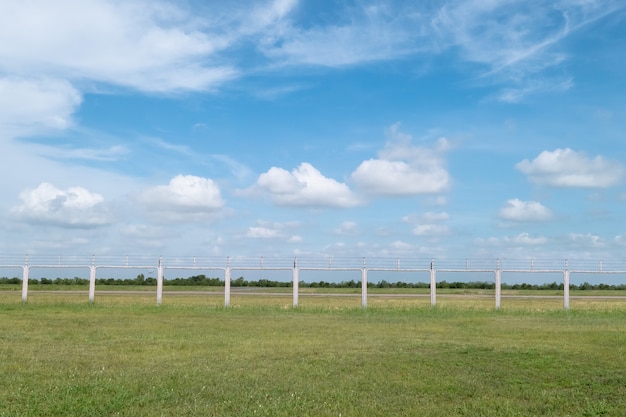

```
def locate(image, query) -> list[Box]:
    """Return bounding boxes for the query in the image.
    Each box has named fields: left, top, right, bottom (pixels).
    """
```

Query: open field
left=2, top=284, right=626, bottom=311
left=1, top=293, right=625, bottom=416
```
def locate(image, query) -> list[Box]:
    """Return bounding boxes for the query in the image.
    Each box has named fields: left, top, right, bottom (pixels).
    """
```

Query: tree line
left=1, top=274, right=626, bottom=290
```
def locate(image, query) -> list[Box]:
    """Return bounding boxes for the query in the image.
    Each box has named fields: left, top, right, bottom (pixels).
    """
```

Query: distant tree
left=232, top=276, right=246, bottom=287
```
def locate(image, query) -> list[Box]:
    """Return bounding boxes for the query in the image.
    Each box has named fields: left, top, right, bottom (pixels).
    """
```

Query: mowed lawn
left=0, top=294, right=625, bottom=416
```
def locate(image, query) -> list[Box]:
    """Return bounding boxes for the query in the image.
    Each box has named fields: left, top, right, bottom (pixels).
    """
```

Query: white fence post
left=156, top=257, right=164, bottom=306
left=430, top=259, right=436, bottom=307
left=292, top=258, right=299, bottom=308
left=495, top=259, right=501, bottom=310
left=89, top=259, right=96, bottom=304
left=563, top=260, right=570, bottom=311
left=361, top=265, right=367, bottom=309
left=4, top=256, right=625, bottom=310
left=21, top=256, right=29, bottom=303
left=225, top=258, right=231, bottom=307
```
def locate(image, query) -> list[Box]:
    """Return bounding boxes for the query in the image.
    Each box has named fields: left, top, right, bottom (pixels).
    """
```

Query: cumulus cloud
left=516, top=148, right=624, bottom=188
left=11, top=182, right=111, bottom=228
left=252, top=162, right=361, bottom=208
left=138, top=175, right=224, bottom=220
left=499, top=198, right=553, bottom=222
left=352, top=124, right=451, bottom=196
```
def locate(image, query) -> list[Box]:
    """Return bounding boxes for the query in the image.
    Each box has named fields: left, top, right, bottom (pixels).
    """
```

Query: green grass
left=0, top=294, right=625, bottom=416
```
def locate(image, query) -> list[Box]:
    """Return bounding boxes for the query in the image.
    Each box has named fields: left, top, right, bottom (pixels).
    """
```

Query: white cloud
left=412, top=224, right=449, bottom=237
left=614, top=235, right=626, bottom=247
left=403, top=211, right=449, bottom=223
left=504, top=233, right=548, bottom=246
left=10, top=182, right=111, bottom=228
left=1, top=0, right=615, bottom=146
left=138, top=175, right=224, bottom=220
left=0, top=0, right=618, bottom=145
left=390, top=240, right=414, bottom=251
left=248, top=0, right=297, bottom=32
left=352, top=159, right=448, bottom=195
left=334, top=221, right=358, bottom=235
left=288, top=235, right=302, bottom=243
left=496, top=77, right=573, bottom=103
left=253, top=162, right=361, bottom=208
left=0, top=0, right=237, bottom=94
left=30, top=143, right=129, bottom=162
left=0, top=77, right=82, bottom=138
left=476, top=232, right=548, bottom=248
left=352, top=124, right=450, bottom=196
left=516, top=148, right=624, bottom=188
left=569, top=233, right=605, bottom=248
left=260, top=4, right=424, bottom=67
left=431, top=0, right=619, bottom=100
left=499, top=198, right=553, bottom=222
left=256, top=0, right=621, bottom=92
left=433, top=1, right=567, bottom=73
left=247, top=226, right=282, bottom=239
left=243, top=220, right=301, bottom=241
left=403, top=210, right=450, bottom=237
left=424, top=211, right=450, bottom=222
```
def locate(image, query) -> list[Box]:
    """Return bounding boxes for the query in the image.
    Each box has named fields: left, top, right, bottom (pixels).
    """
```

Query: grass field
left=1, top=292, right=625, bottom=416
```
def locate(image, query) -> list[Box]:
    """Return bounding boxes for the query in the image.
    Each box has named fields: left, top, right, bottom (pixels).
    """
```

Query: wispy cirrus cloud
left=2, top=0, right=620, bottom=147
left=257, top=0, right=623, bottom=101
left=259, top=3, right=427, bottom=67
left=431, top=0, right=622, bottom=100
left=30, top=143, right=129, bottom=162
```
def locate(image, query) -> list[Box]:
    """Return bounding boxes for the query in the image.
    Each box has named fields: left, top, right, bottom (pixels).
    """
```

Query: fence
left=1, top=255, right=626, bottom=310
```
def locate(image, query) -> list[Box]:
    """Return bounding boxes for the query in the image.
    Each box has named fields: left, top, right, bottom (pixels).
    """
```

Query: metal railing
left=1, top=255, right=626, bottom=310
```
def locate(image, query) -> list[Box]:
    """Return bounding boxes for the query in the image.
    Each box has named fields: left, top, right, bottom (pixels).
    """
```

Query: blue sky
left=1, top=0, right=626, bottom=261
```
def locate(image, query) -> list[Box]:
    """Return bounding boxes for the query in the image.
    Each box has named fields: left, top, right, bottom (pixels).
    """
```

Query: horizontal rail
left=4, top=256, right=626, bottom=311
